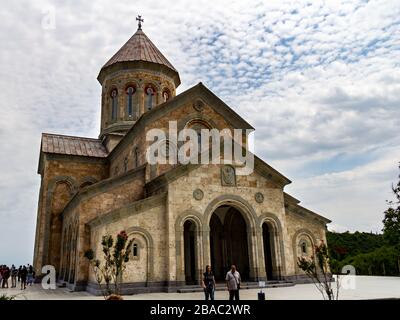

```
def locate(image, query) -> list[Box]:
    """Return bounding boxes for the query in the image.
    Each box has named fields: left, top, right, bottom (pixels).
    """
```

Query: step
left=177, top=281, right=294, bottom=293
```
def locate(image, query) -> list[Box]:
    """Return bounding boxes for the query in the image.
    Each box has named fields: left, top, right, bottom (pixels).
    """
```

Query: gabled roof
left=41, top=133, right=108, bottom=158
left=284, top=192, right=331, bottom=224
left=108, top=82, right=255, bottom=159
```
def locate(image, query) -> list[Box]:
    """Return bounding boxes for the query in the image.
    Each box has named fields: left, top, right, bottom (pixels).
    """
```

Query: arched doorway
left=262, top=223, right=274, bottom=280
left=210, top=205, right=250, bottom=281
left=183, top=220, right=197, bottom=284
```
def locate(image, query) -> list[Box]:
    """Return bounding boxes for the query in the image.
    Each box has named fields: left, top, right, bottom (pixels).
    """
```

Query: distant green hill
left=326, top=231, right=400, bottom=276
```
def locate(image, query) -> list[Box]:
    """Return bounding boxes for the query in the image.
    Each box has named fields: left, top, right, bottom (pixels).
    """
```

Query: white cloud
left=0, top=0, right=399, bottom=264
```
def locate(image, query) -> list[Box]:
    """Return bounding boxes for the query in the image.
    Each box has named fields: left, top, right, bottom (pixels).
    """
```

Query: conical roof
left=101, top=28, right=178, bottom=74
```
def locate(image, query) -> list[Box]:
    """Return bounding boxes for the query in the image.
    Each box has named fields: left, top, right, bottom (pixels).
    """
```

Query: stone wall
left=61, top=166, right=146, bottom=287
left=33, top=154, right=108, bottom=273
left=166, top=163, right=288, bottom=283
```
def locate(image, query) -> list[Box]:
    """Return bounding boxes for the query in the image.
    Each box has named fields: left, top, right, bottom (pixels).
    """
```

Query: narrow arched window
left=110, top=89, right=118, bottom=121
left=134, top=147, right=139, bottom=167
left=162, top=89, right=170, bottom=103
left=133, top=243, right=139, bottom=257
left=126, top=86, right=136, bottom=119
left=145, top=86, right=155, bottom=110
left=124, top=157, right=128, bottom=173
left=301, top=241, right=307, bottom=254
left=197, top=131, right=202, bottom=152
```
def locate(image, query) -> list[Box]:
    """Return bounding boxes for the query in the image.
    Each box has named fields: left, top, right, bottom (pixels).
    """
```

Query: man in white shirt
left=225, top=265, right=241, bottom=300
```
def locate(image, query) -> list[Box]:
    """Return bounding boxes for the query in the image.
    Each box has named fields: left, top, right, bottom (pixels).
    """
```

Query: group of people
left=202, top=264, right=241, bottom=301
left=0, top=264, right=35, bottom=290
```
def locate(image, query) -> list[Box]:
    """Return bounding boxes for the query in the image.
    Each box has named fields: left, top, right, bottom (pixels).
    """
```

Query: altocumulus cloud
left=0, top=0, right=399, bottom=264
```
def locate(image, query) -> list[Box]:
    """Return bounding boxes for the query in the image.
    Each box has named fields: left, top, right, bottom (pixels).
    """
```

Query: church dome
left=97, top=27, right=180, bottom=87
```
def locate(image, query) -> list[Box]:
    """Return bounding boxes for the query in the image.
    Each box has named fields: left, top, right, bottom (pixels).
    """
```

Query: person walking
left=17, top=265, right=22, bottom=282
left=27, top=265, right=35, bottom=286
left=19, top=266, right=27, bottom=290
left=11, top=265, right=18, bottom=288
left=2, top=266, right=10, bottom=288
left=202, top=265, right=216, bottom=300
left=225, top=265, right=241, bottom=301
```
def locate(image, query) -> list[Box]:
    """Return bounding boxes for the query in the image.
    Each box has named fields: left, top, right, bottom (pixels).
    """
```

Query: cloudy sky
left=0, top=0, right=399, bottom=265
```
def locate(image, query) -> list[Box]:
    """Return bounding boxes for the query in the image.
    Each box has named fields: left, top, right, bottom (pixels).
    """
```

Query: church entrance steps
left=176, top=280, right=295, bottom=293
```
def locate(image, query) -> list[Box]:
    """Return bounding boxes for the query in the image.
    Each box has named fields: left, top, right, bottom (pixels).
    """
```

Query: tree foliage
left=84, top=230, right=134, bottom=299
left=326, top=164, right=400, bottom=277
left=297, top=241, right=339, bottom=300
left=382, top=163, right=400, bottom=246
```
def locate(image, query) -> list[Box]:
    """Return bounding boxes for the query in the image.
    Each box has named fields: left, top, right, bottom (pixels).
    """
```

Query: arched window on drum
left=126, top=85, right=137, bottom=119
left=110, top=89, right=118, bottom=121
left=145, top=85, right=156, bottom=110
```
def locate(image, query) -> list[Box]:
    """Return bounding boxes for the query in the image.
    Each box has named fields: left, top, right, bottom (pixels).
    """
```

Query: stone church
left=33, top=20, right=331, bottom=294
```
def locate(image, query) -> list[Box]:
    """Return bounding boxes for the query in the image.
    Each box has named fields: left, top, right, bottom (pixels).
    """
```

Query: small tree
left=85, top=230, right=134, bottom=299
left=383, top=163, right=400, bottom=246
left=297, top=240, right=339, bottom=300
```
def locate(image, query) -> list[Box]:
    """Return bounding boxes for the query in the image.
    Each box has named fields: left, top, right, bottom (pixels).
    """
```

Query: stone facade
left=33, top=25, right=331, bottom=294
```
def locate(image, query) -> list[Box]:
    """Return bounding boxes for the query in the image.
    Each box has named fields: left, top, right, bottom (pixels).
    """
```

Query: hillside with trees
left=327, top=164, right=400, bottom=276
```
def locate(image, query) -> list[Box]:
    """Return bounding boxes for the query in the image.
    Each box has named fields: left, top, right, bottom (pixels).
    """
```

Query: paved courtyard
left=1, top=276, right=399, bottom=300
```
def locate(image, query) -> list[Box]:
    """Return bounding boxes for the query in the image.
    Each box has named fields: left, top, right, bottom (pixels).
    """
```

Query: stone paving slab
left=1, top=276, right=399, bottom=300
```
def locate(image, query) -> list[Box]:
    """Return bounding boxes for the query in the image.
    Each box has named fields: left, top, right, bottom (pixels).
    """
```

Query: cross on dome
left=136, top=15, right=144, bottom=30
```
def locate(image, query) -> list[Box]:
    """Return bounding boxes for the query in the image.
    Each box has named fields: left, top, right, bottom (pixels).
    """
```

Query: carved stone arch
left=47, top=176, right=78, bottom=196
left=258, top=212, right=286, bottom=280
left=178, top=114, right=218, bottom=132
left=142, top=79, right=161, bottom=91
left=175, top=210, right=204, bottom=284
left=203, top=194, right=258, bottom=230
left=203, top=194, right=261, bottom=281
left=107, top=84, right=119, bottom=98
left=292, top=228, right=318, bottom=274
left=126, top=226, right=154, bottom=282
left=124, top=80, right=140, bottom=91
left=43, top=176, right=77, bottom=267
left=175, top=209, right=203, bottom=232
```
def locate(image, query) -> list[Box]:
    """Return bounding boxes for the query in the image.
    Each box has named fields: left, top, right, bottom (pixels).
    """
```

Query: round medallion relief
left=255, top=192, right=264, bottom=203
left=193, top=99, right=205, bottom=112
left=193, top=188, right=204, bottom=200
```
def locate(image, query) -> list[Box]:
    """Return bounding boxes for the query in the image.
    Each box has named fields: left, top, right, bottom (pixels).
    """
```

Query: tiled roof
left=41, top=133, right=108, bottom=158
left=102, top=29, right=177, bottom=72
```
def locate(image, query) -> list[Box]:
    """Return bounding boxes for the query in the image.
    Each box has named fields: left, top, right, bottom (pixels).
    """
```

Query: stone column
left=138, top=86, right=144, bottom=116
left=202, top=227, right=211, bottom=270
left=175, top=230, right=185, bottom=283
left=195, top=228, right=203, bottom=284
left=157, top=90, right=163, bottom=105
left=256, top=228, right=267, bottom=281
left=247, top=226, right=260, bottom=281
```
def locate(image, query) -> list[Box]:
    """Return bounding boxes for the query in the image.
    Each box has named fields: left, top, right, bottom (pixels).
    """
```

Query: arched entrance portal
left=183, top=220, right=197, bottom=284
left=210, top=205, right=250, bottom=281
